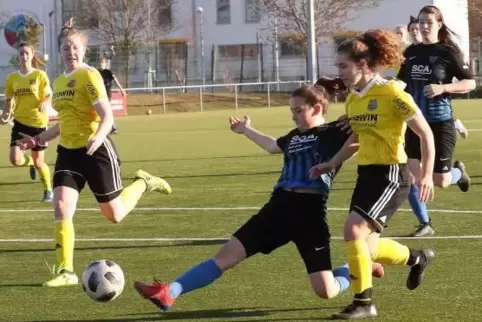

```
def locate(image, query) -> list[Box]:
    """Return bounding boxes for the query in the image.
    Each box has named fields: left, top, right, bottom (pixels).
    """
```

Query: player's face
left=409, top=23, right=422, bottom=44
left=18, top=46, right=33, bottom=66
left=336, top=52, right=363, bottom=88
left=290, top=96, right=321, bottom=131
left=418, top=13, right=441, bottom=42
left=395, top=27, right=405, bottom=40
left=60, top=34, right=86, bottom=70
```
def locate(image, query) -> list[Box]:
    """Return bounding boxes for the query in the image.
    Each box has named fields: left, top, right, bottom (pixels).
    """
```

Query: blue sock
left=408, top=184, right=429, bottom=224
left=333, top=264, right=350, bottom=294
left=450, top=167, right=462, bottom=184
left=169, top=259, right=223, bottom=298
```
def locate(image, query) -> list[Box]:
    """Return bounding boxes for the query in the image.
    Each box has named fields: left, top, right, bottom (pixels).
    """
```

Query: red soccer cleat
left=372, top=262, right=385, bottom=279
left=134, top=279, right=175, bottom=311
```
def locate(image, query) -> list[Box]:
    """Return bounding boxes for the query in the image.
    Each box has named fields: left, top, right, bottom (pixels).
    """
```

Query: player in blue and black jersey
left=133, top=84, right=385, bottom=311
left=397, top=5, right=475, bottom=237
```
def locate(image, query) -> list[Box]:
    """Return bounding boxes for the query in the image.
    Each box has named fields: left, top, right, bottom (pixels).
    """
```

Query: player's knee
left=9, top=157, right=23, bottom=166
left=433, top=173, right=451, bottom=188
left=32, top=158, right=44, bottom=169
left=54, top=199, right=73, bottom=220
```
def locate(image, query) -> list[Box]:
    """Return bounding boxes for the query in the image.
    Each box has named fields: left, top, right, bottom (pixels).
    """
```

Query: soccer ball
left=82, top=260, right=125, bottom=302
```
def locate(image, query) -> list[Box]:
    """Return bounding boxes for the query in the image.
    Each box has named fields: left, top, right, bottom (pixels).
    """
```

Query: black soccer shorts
left=53, top=137, right=123, bottom=202
left=10, top=120, right=47, bottom=151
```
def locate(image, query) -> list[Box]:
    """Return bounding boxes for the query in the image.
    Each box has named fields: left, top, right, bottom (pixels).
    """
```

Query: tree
left=72, top=0, right=176, bottom=86
left=259, top=0, right=381, bottom=51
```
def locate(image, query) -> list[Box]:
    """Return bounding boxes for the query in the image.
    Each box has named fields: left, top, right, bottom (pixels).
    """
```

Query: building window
left=218, top=44, right=259, bottom=58
left=217, top=0, right=231, bottom=24
left=61, top=0, right=98, bottom=28
left=157, top=0, right=173, bottom=29
left=245, top=0, right=261, bottom=23
left=279, top=38, right=304, bottom=57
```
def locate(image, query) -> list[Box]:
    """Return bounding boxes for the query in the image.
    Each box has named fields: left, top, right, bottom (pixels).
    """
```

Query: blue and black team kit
left=397, top=43, right=473, bottom=173
left=234, top=122, right=349, bottom=273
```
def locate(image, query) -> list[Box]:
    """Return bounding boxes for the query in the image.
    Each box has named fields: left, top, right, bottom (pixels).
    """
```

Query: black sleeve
left=320, top=122, right=350, bottom=159
left=276, top=129, right=295, bottom=151
left=107, top=70, right=115, bottom=81
left=396, top=46, right=411, bottom=81
left=447, top=48, right=473, bottom=80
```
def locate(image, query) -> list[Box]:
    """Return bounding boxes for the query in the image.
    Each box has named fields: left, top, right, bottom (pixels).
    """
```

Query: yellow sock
left=18, top=155, right=33, bottom=167
left=38, top=164, right=52, bottom=191
left=345, top=240, right=373, bottom=297
left=120, top=179, right=147, bottom=213
left=371, top=238, right=410, bottom=266
left=54, top=220, right=75, bottom=272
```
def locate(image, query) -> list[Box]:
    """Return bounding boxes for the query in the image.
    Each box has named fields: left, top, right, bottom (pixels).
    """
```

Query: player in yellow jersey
left=314, top=29, right=436, bottom=319
left=1, top=43, right=53, bottom=202
left=18, top=18, right=172, bottom=288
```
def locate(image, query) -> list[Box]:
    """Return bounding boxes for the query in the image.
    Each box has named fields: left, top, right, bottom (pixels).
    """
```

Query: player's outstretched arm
left=0, top=97, right=14, bottom=124
left=38, top=123, right=60, bottom=142
left=229, top=116, right=281, bottom=154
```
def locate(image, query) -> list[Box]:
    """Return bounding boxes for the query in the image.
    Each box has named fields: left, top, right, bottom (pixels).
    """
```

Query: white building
left=0, top=0, right=470, bottom=88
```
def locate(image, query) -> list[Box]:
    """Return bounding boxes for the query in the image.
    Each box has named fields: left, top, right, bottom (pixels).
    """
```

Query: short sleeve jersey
left=397, top=43, right=472, bottom=122
left=52, top=66, right=108, bottom=149
left=346, top=77, right=420, bottom=165
left=274, top=122, right=349, bottom=195
left=4, top=69, right=52, bottom=128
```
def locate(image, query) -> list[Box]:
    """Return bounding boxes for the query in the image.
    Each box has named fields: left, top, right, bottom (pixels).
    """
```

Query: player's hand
left=423, top=84, right=445, bottom=98
left=310, top=162, right=335, bottom=178
left=336, top=114, right=352, bottom=134
left=17, top=134, right=38, bottom=150
left=229, top=116, right=251, bottom=134
left=86, top=136, right=104, bottom=155
left=316, top=76, right=347, bottom=94
left=416, top=176, right=434, bottom=203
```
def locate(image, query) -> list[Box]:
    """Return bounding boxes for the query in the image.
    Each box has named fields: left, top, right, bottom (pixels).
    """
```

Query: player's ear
left=313, top=103, right=323, bottom=115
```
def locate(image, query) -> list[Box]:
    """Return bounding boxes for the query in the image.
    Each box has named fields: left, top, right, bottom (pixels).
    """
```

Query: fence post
left=162, top=88, right=166, bottom=114
left=199, top=87, right=204, bottom=111
left=267, top=84, right=271, bottom=108
left=234, top=84, right=238, bottom=110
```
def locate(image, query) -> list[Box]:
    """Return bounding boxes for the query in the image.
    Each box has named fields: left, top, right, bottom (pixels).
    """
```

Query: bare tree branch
left=260, top=0, right=381, bottom=49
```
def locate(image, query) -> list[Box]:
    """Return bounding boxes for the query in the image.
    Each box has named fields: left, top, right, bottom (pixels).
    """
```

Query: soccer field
left=0, top=100, right=482, bottom=321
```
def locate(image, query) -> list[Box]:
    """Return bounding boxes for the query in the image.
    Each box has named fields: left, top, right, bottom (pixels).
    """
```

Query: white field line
left=0, top=206, right=480, bottom=214
left=1, top=235, right=482, bottom=243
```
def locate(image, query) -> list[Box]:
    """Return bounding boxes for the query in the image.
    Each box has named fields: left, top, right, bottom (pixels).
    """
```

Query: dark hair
left=407, top=15, right=418, bottom=29
left=316, top=76, right=347, bottom=94
left=291, top=84, right=329, bottom=111
left=418, top=6, right=461, bottom=52
left=17, top=43, right=44, bottom=69
left=336, top=29, right=404, bottom=69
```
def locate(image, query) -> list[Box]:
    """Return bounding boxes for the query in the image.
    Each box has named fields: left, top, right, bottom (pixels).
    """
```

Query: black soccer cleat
left=332, top=302, right=378, bottom=320
left=407, top=249, right=435, bottom=290
left=453, top=160, right=470, bottom=192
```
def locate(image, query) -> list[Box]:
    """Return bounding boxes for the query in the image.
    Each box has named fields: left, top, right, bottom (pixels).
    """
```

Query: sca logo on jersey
left=290, top=134, right=316, bottom=144
left=412, top=65, right=432, bottom=74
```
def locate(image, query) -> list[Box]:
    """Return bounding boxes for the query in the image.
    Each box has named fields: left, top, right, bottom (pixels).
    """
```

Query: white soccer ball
left=82, top=259, right=125, bottom=302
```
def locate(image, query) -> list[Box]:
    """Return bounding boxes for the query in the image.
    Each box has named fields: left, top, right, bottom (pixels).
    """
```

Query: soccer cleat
left=134, top=279, right=175, bottom=311
left=453, top=160, right=470, bottom=192
left=409, top=222, right=435, bottom=237
left=41, top=190, right=53, bottom=202
left=29, top=165, right=36, bottom=180
left=332, top=302, right=378, bottom=320
left=407, top=249, right=435, bottom=290
left=371, top=262, right=385, bottom=279
left=134, top=170, right=172, bottom=194
left=454, top=119, right=468, bottom=139
left=43, top=269, right=79, bottom=287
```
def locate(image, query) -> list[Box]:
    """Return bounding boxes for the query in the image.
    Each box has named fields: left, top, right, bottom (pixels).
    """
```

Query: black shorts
left=405, top=120, right=456, bottom=173
left=53, top=137, right=123, bottom=203
left=350, top=164, right=410, bottom=233
left=10, top=120, right=47, bottom=151
left=233, top=189, right=332, bottom=274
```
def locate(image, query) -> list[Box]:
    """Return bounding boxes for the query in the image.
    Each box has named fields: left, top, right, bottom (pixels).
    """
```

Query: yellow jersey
left=4, top=69, right=52, bottom=128
left=346, top=76, right=420, bottom=165
left=52, top=66, right=108, bottom=149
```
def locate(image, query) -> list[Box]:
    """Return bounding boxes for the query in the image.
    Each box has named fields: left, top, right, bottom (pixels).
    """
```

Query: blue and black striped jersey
left=397, top=43, right=472, bottom=123
left=273, top=121, right=349, bottom=195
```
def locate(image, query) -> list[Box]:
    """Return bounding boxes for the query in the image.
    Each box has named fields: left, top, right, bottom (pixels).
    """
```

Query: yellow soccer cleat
left=134, top=169, right=172, bottom=195
left=43, top=270, right=79, bottom=287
